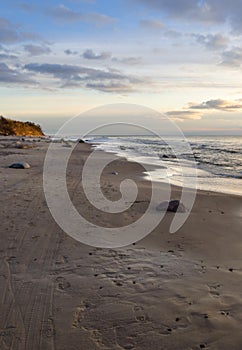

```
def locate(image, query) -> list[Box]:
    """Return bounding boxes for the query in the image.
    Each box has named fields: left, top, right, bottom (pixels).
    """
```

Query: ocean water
left=87, top=135, right=242, bottom=196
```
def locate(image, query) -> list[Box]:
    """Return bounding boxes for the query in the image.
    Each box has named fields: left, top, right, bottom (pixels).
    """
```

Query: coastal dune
left=1, top=138, right=242, bottom=350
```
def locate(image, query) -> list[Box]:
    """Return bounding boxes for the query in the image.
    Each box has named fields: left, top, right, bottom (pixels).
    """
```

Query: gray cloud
left=137, top=0, right=198, bottom=17
left=220, top=47, right=242, bottom=68
left=166, top=110, right=202, bottom=120
left=50, top=4, right=116, bottom=25
left=0, top=62, right=36, bottom=85
left=194, top=33, right=229, bottom=50
left=164, top=29, right=183, bottom=38
left=23, top=62, right=144, bottom=93
left=24, top=44, right=51, bottom=56
left=0, top=16, right=39, bottom=44
left=0, top=44, right=18, bottom=60
left=140, top=19, right=165, bottom=30
left=134, top=0, right=242, bottom=33
left=0, top=17, right=21, bottom=43
left=64, top=49, right=79, bottom=55
left=50, top=4, right=82, bottom=22
left=189, top=99, right=242, bottom=111
left=84, top=82, right=135, bottom=93
left=82, top=49, right=111, bottom=60
left=112, top=56, right=142, bottom=65
left=0, top=53, right=18, bottom=60
left=85, top=13, right=117, bottom=25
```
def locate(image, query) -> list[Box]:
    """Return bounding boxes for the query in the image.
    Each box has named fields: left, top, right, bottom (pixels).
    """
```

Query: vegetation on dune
left=0, top=116, right=44, bottom=136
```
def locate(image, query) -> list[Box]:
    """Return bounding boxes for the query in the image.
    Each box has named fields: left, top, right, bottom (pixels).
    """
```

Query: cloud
left=164, top=29, right=183, bottom=38
left=50, top=4, right=82, bottom=22
left=220, top=47, right=242, bottom=68
left=140, top=19, right=165, bottom=30
left=0, top=53, right=18, bottom=60
left=165, top=98, right=242, bottom=122
left=82, top=49, right=111, bottom=60
left=166, top=110, right=202, bottom=121
left=0, top=17, right=21, bottom=44
left=189, top=99, right=242, bottom=111
left=50, top=5, right=116, bottom=25
left=112, top=56, right=142, bottom=65
left=0, top=62, right=36, bottom=85
left=64, top=49, right=79, bottom=55
left=0, top=44, right=18, bottom=60
left=85, top=82, right=135, bottom=93
left=0, top=16, right=39, bottom=44
left=136, top=0, right=198, bottom=17
left=84, top=13, right=117, bottom=25
left=194, top=33, right=229, bottom=50
left=134, top=0, right=242, bottom=32
left=24, top=44, right=51, bottom=56
left=23, top=62, right=144, bottom=93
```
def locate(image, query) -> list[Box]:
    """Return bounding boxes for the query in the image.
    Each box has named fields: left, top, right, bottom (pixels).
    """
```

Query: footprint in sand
left=72, top=300, right=92, bottom=328
left=55, top=276, right=71, bottom=290
left=0, top=329, right=15, bottom=348
left=208, top=283, right=221, bottom=298
left=133, top=305, right=147, bottom=322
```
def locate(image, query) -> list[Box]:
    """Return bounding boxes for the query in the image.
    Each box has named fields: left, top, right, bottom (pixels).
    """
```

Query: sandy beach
left=1, top=137, right=242, bottom=350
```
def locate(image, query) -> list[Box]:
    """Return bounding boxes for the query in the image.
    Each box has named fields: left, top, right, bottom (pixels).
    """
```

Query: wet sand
left=1, top=137, right=242, bottom=350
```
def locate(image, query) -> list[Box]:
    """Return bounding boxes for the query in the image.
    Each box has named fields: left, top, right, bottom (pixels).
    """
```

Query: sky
left=0, top=0, right=242, bottom=135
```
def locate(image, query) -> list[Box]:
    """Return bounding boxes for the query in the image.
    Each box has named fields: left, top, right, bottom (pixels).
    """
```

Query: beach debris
left=111, top=171, right=118, bottom=175
left=15, top=143, right=35, bottom=149
left=9, top=162, right=30, bottom=169
left=62, top=142, right=72, bottom=148
left=156, top=199, right=186, bottom=213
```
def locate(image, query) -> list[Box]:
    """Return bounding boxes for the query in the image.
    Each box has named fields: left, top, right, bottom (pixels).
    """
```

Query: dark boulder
left=156, top=200, right=186, bottom=213
left=9, top=162, right=30, bottom=169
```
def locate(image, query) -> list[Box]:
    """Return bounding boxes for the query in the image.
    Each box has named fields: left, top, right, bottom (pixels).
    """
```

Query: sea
left=84, top=135, right=242, bottom=196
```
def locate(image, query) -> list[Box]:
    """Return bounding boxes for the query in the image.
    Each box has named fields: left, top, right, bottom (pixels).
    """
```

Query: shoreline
left=92, top=136, right=242, bottom=198
left=1, top=136, right=242, bottom=349
left=91, top=140, right=242, bottom=199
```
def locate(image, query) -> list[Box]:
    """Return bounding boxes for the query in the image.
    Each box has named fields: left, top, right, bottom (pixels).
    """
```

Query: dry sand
left=1, top=137, right=242, bottom=350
